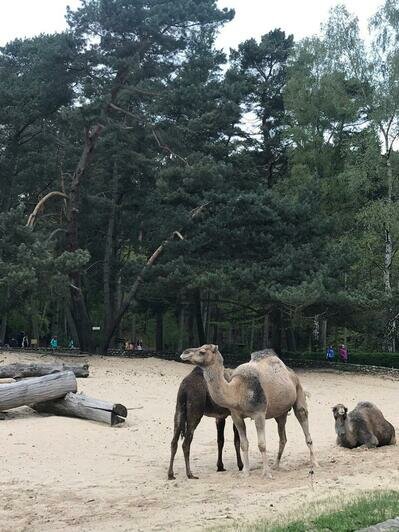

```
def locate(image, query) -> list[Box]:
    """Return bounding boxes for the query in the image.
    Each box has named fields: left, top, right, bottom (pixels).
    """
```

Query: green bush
left=282, top=350, right=399, bottom=369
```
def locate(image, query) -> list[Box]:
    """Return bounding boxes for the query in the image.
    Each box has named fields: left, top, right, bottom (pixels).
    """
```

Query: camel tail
left=175, top=388, right=188, bottom=441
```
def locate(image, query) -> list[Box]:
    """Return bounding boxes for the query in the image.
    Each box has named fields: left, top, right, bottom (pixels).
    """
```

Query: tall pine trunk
left=66, top=126, right=103, bottom=352
left=383, top=142, right=395, bottom=352
left=103, top=161, right=119, bottom=342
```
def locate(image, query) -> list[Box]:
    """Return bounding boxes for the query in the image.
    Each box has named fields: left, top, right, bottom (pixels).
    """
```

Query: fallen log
left=0, top=362, right=89, bottom=379
left=0, top=371, right=77, bottom=411
left=32, top=392, right=127, bottom=426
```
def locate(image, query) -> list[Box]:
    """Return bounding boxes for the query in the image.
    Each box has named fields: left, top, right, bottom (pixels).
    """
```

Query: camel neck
left=202, top=361, right=238, bottom=410
left=336, top=418, right=356, bottom=447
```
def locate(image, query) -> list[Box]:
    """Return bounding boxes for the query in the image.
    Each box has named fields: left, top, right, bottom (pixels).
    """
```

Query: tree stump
left=0, top=371, right=77, bottom=411
left=32, top=392, right=127, bottom=426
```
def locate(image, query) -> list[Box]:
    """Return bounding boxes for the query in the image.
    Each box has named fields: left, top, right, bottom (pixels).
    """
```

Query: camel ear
left=212, top=344, right=219, bottom=353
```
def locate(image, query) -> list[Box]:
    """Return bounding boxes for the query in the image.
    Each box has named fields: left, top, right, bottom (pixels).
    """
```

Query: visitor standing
left=326, top=345, right=335, bottom=361
left=50, top=336, right=58, bottom=351
left=339, top=344, right=348, bottom=363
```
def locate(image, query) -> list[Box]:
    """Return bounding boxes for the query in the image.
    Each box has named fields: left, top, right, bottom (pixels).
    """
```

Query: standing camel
left=168, top=366, right=243, bottom=480
left=180, top=345, right=317, bottom=478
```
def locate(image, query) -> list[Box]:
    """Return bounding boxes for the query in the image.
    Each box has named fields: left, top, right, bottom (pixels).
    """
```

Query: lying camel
left=181, top=345, right=317, bottom=478
left=168, top=366, right=243, bottom=480
left=332, top=402, right=396, bottom=449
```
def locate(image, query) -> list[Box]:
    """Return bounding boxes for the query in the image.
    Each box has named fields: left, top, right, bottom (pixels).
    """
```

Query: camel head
left=332, top=404, right=348, bottom=421
left=180, top=344, right=223, bottom=367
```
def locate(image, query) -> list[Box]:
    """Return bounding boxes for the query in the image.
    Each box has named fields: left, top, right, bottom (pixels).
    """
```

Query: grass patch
left=230, top=491, right=399, bottom=532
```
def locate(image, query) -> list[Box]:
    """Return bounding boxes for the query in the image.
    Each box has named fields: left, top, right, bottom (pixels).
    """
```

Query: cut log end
left=113, top=403, right=128, bottom=418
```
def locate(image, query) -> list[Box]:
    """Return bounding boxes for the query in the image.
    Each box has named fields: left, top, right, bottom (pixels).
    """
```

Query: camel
left=332, top=402, right=396, bottom=449
left=180, top=344, right=317, bottom=478
left=168, top=366, right=243, bottom=480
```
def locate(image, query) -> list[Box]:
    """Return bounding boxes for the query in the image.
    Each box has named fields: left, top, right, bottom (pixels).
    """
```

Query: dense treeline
left=1, top=0, right=399, bottom=354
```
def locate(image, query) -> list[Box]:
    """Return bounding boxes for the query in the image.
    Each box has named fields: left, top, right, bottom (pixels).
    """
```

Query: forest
left=1, top=0, right=399, bottom=355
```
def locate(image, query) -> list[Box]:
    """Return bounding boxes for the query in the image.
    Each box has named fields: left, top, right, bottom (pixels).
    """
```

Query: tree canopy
left=1, top=0, right=399, bottom=354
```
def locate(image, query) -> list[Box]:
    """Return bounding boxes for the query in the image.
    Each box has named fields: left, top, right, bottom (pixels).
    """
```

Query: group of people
left=125, top=339, right=144, bottom=351
left=326, top=343, right=349, bottom=362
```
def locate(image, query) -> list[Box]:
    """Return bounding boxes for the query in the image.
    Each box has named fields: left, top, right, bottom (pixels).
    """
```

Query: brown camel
left=332, top=402, right=396, bottom=449
left=168, top=366, right=243, bottom=480
left=181, top=345, right=317, bottom=478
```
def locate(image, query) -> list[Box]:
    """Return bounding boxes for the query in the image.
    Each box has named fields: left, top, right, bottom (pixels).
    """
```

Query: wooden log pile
left=0, top=364, right=127, bottom=426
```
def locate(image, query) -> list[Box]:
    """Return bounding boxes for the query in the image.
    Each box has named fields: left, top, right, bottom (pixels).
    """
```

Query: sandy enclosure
left=0, top=352, right=398, bottom=532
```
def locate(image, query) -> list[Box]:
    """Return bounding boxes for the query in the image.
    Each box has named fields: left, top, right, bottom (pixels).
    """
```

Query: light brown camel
left=181, top=345, right=317, bottom=478
left=332, top=402, right=396, bottom=449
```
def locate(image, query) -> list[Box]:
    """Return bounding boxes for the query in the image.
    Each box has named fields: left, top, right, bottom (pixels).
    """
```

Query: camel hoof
left=187, top=474, right=199, bottom=479
left=167, top=474, right=176, bottom=480
left=262, top=471, right=273, bottom=479
left=238, top=464, right=244, bottom=471
left=217, top=466, right=226, bottom=472
left=271, top=462, right=280, bottom=471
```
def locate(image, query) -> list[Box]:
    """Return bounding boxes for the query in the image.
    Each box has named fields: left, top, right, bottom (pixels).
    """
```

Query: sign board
left=92, top=326, right=101, bottom=331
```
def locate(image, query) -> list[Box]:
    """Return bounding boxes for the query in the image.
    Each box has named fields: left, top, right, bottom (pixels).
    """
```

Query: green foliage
left=2, top=0, right=399, bottom=353
left=233, top=490, right=399, bottom=532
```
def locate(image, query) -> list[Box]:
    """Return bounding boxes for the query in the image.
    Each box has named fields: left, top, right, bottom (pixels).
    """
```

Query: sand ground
left=0, top=351, right=398, bottom=532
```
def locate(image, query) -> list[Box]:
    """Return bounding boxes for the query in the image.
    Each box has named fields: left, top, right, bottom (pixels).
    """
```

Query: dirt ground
left=0, top=351, right=398, bottom=532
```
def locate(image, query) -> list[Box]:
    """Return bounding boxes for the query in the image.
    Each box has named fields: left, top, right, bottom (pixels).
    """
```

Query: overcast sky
left=0, top=0, right=383, bottom=49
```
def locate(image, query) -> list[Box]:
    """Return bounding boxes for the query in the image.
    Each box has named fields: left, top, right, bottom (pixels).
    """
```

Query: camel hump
left=250, top=349, right=279, bottom=360
left=356, top=401, right=376, bottom=410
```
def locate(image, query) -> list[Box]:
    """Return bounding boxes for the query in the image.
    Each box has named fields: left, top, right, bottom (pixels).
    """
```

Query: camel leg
left=167, top=422, right=181, bottom=480
left=293, top=392, right=318, bottom=468
left=254, top=414, right=272, bottom=479
left=168, top=405, right=186, bottom=480
left=231, top=412, right=250, bottom=475
left=182, top=414, right=202, bottom=479
left=233, top=423, right=244, bottom=471
left=216, top=418, right=226, bottom=472
left=273, top=413, right=288, bottom=470
left=358, top=430, right=379, bottom=449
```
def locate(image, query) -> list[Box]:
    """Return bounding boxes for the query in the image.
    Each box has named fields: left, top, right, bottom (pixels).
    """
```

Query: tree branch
left=26, top=191, right=69, bottom=228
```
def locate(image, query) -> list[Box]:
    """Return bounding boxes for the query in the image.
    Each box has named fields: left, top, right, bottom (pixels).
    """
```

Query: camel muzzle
left=180, top=351, right=193, bottom=361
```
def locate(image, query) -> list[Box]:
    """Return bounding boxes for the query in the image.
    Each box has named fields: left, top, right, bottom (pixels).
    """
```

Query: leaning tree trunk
left=0, top=371, right=77, bottom=411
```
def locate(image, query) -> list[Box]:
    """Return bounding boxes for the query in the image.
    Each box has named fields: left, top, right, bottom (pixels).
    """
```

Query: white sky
left=0, top=0, right=383, bottom=49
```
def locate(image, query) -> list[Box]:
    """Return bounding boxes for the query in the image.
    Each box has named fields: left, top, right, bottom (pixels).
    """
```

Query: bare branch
left=26, top=191, right=68, bottom=228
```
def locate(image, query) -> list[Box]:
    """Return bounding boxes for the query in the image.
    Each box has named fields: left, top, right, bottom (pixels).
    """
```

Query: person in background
left=50, top=336, right=58, bottom=350
left=22, top=334, right=29, bottom=348
left=68, top=339, right=74, bottom=349
left=339, top=344, right=349, bottom=363
left=326, top=345, right=335, bottom=361
left=136, top=339, right=143, bottom=351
